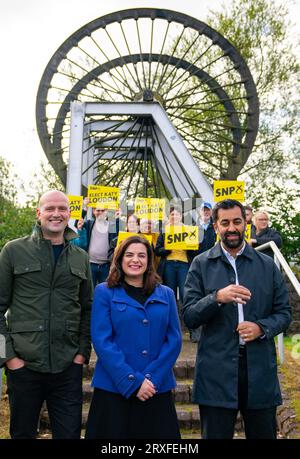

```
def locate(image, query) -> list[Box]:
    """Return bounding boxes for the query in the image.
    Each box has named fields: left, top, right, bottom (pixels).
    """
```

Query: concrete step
left=82, top=380, right=194, bottom=404
left=39, top=401, right=245, bottom=434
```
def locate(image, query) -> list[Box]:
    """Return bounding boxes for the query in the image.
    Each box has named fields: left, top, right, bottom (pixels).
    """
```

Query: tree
left=0, top=157, right=35, bottom=249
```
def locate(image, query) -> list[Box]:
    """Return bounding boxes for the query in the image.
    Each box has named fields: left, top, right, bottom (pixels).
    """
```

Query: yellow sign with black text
left=67, top=195, right=83, bottom=220
left=134, top=198, right=165, bottom=221
left=214, top=181, right=245, bottom=202
left=87, top=185, right=120, bottom=210
left=165, top=225, right=199, bottom=250
left=117, top=232, right=153, bottom=247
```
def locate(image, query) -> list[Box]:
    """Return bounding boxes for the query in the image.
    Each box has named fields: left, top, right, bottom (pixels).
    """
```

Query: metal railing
left=255, top=241, right=300, bottom=364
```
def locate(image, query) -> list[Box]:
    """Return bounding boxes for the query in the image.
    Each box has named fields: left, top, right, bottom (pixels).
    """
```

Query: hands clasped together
left=136, top=378, right=157, bottom=402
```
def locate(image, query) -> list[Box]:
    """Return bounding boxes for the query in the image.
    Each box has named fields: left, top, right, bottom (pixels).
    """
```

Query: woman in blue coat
left=85, top=235, right=182, bottom=439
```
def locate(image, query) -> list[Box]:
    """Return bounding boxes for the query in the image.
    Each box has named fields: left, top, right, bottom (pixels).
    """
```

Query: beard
left=221, top=231, right=244, bottom=249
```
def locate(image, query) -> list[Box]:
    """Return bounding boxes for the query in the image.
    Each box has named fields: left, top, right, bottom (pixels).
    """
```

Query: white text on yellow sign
left=165, top=225, right=199, bottom=250
left=67, top=195, right=83, bottom=220
left=134, top=198, right=165, bottom=220
left=87, top=185, right=120, bottom=210
left=214, top=180, right=245, bottom=202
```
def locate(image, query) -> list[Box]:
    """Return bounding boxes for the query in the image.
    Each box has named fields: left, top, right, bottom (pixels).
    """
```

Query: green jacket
left=0, top=224, right=93, bottom=373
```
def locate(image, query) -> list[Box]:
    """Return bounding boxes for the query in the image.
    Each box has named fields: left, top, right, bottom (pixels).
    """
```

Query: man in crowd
left=77, top=202, right=119, bottom=287
left=196, top=201, right=216, bottom=254
left=183, top=199, right=291, bottom=439
left=0, top=190, right=93, bottom=439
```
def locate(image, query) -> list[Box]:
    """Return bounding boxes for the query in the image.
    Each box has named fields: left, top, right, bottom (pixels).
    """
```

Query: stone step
left=82, top=380, right=194, bottom=404
left=83, top=359, right=195, bottom=381
left=39, top=401, right=245, bottom=434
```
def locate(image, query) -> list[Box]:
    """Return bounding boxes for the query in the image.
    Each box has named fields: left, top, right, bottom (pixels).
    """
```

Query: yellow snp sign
left=134, top=198, right=165, bottom=220
left=67, top=195, right=83, bottom=220
left=244, top=224, right=252, bottom=242
left=87, top=185, right=120, bottom=210
left=214, top=181, right=245, bottom=202
left=117, top=232, right=153, bottom=247
left=216, top=224, right=252, bottom=243
left=165, top=225, right=199, bottom=250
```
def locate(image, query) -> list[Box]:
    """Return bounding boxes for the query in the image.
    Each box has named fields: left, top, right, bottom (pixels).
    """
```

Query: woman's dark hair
left=212, top=199, right=246, bottom=223
left=169, top=205, right=182, bottom=214
left=107, top=235, right=161, bottom=294
left=127, top=212, right=140, bottom=224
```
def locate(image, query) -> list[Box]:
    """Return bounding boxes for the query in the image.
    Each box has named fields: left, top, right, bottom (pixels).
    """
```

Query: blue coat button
left=142, top=319, right=148, bottom=325
left=142, top=350, right=148, bottom=356
left=128, top=374, right=135, bottom=380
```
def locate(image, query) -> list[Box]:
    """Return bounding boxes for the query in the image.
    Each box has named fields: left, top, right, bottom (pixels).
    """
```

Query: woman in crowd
left=155, top=206, right=195, bottom=304
left=85, top=235, right=182, bottom=439
left=249, top=210, right=282, bottom=258
left=108, top=212, right=140, bottom=260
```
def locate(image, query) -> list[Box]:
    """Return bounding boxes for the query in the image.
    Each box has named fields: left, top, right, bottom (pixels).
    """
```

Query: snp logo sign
left=0, top=334, right=5, bottom=358
left=214, top=180, right=245, bottom=203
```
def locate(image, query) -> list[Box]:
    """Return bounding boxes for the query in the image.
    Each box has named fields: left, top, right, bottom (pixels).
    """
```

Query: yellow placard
left=244, top=224, right=252, bottom=242
left=87, top=185, right=120, bottom=210
left=67, top=195, right=83, bottom=220
left=214, top=181, right=245, bottom=202
left=134, top=198, right=165, bottom=220
left=117, top=231, right=153, bottom=247
left=165, top=225, right=199, bottom=250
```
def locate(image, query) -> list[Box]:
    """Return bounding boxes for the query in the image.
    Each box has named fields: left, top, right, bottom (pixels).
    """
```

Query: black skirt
left=85, top=388, right=181, bottom=439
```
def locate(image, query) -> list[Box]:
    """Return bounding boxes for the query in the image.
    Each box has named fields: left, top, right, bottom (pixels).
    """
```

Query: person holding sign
left=85, top=235, right=181, bottom=439
left=196, top=202, right=216, bottom=254
left=183, top=199, right=291, bottom=439
left=155, top=206, right=196, bottom=305
left=76, top=199, right=119, bottom=287
left=108, top=213, right=140, bottom=261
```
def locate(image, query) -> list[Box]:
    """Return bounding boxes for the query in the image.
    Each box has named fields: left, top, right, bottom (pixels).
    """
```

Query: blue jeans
left=90, top=262, right=110, bottom=287
left=163, top=260, right=189, bottom=303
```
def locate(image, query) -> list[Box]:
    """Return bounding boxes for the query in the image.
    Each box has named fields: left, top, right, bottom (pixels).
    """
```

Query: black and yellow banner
left=165, top=225, right=199, bottom=250
left=67, top=195, right=83, bottom=219
left=87, top=185, right=120, bottom=210
left=117, top=231, right=153, bottom=247
left=134, top=198, right=165, bottom=220
left=214, top=180, right=245, bottom=202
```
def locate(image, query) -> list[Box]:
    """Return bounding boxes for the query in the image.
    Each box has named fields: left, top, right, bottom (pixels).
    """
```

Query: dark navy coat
left=91, top=283, right=182, bottom=398
left=183, top=243, right=291, bottom=409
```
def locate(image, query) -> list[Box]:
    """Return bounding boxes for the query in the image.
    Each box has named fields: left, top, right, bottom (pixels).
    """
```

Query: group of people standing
left=0, top=190, right=290, bottom=440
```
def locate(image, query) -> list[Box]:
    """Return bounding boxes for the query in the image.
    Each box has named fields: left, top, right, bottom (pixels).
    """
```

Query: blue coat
left=91, top=283, right=182, bottom=398
left=183, top=243, right=291, bottom=409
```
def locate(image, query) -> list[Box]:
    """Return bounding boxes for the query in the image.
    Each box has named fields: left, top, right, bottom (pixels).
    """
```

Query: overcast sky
left=0, top=0, right=299, bottom=201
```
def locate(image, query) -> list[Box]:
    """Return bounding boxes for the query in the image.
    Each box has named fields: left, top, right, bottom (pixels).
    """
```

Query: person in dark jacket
left=76, top=202, right=119, bottom=287
left=0, top=190, right=93, bottom=439
left=249, top=210, right=282, bottom=258
left=183, top=199, right=291, bottom=439
left=85, top=235, right=181, bottom=439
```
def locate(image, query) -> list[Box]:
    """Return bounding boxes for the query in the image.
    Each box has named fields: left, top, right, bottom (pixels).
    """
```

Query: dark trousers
left=90, top=262, right=110, bottom=287
left=199, top=347, right=277, bottom=439
left=163, top=260, right=189, bottom=303
left=6, top=362, right=83, bottom=439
